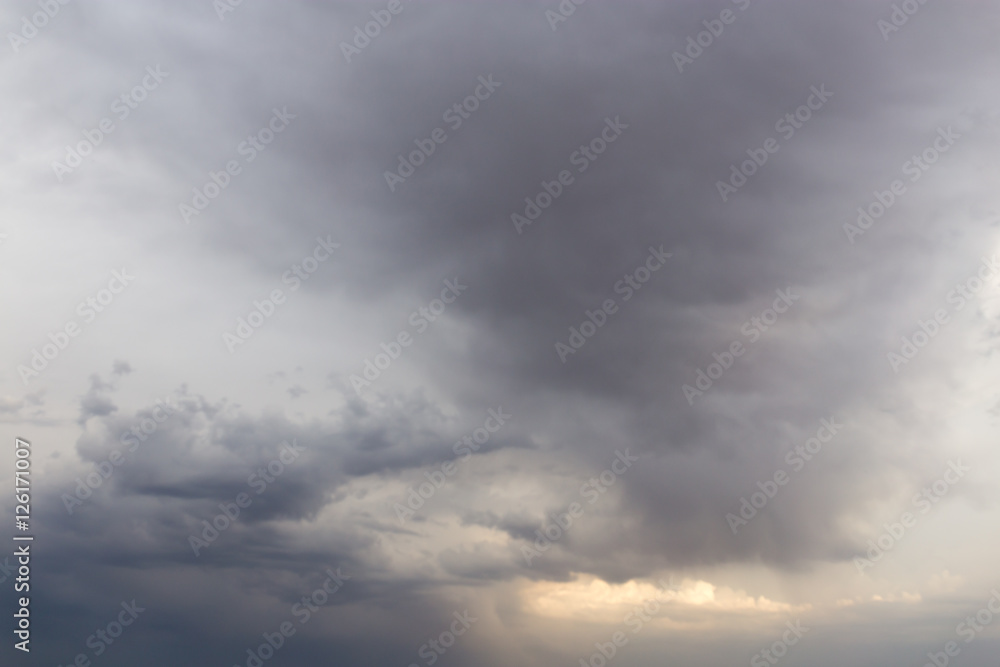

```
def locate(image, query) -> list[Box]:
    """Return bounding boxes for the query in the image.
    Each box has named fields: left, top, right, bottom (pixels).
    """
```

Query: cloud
left=77, top=372, right=119, bottom=424
left=3, top=1, right=1000, bottom=665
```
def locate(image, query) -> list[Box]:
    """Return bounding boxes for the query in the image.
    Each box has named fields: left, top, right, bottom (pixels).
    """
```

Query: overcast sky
left=2, top=1, right=1000, bottom=666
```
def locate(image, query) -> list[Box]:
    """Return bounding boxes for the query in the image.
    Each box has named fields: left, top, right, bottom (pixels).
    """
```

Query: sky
left=2, top=1, right=1000, bottom=666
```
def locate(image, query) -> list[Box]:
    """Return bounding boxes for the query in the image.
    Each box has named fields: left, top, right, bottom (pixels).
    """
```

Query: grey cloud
left=4, top=1, right=999, bottom=665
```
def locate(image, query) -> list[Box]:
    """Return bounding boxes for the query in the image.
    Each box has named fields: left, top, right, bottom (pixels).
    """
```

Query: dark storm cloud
left=26, top=379, right=533, bottom=665
left=32, top=0, right=996, bottom=589
left=5, top=1, right=1000, bottom=665
left=57, top=382, right=528, bottom=553
left=224, top=0, right=997, bottom=580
